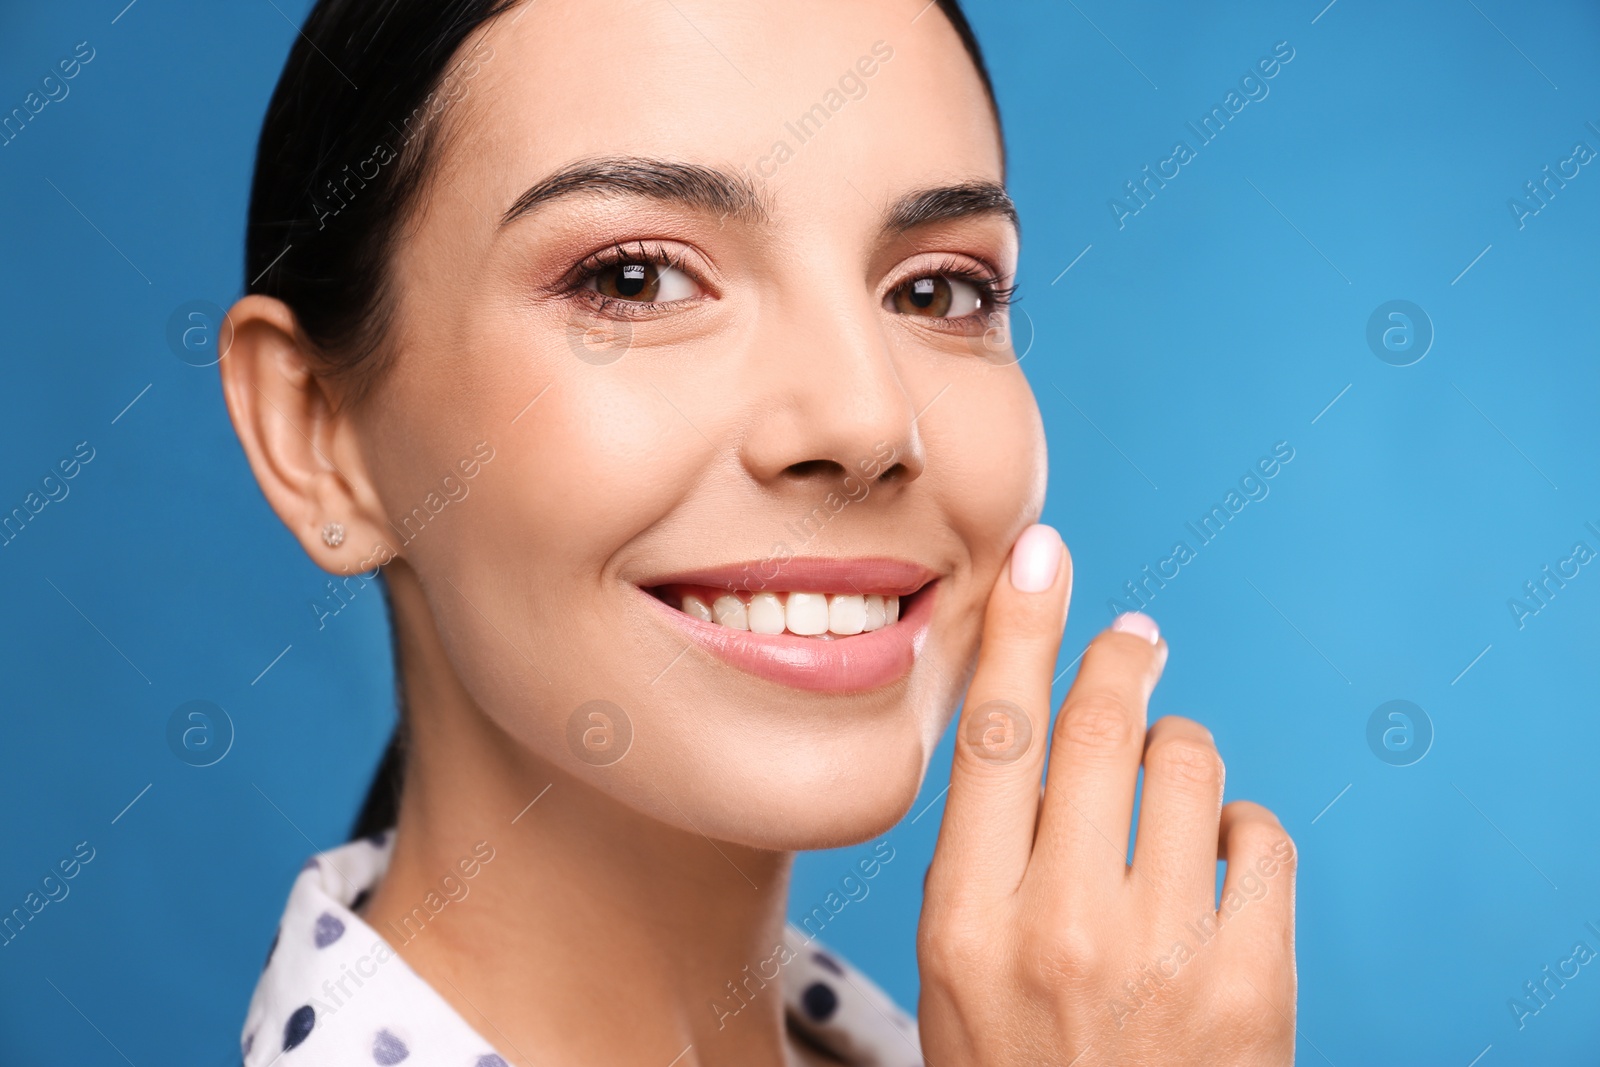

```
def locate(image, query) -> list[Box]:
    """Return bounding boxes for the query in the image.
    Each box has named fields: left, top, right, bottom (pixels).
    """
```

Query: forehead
left=441, top=0, right=1002, bottom=209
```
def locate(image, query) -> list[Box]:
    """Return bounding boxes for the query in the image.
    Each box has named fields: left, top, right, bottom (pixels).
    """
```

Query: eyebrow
left=499, top=157, right=770, bottom=227
left=882, top=181, right=1019, bottom=236
left=497, top=157, right=1018, bottom=238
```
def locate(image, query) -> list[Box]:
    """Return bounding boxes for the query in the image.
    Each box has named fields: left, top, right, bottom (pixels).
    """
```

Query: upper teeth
left=679, top=591, right=899, bottom=637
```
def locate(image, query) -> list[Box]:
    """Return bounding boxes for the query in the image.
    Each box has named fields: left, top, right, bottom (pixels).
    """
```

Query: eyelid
left=884, top=251, right=1009, bottom=297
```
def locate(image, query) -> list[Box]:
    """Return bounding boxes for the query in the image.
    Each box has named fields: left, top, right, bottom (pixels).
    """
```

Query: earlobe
left=218, top=295, right=394, bottom=573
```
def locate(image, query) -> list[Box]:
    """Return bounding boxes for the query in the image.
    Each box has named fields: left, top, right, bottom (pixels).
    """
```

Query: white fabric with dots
left=241, top=834, right=925, bottom=1066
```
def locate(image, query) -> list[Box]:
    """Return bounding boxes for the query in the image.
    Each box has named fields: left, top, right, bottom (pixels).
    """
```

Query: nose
left=738, top=296, right=926, bottom=495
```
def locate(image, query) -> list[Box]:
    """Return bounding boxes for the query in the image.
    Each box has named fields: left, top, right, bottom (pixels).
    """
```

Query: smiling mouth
left=647, top=585, right=909, bottom=639
left=635, top=557, right=938, bottom=691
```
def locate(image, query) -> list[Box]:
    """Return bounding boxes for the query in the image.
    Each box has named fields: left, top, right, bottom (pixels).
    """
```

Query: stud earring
left=321, top=521, right=345, bottom=548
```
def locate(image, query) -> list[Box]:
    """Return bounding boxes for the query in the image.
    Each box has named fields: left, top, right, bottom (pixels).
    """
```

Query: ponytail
left=350, top=723, right=406, bottom=840
left=349, top=572, right=407, bottom=840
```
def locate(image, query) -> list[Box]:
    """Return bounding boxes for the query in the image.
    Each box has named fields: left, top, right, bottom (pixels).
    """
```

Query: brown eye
left=587, top=260, right=698, bottom=303
left=890, top=275, right=983, bottom=318
left=596, top=261, right=659, bottom=300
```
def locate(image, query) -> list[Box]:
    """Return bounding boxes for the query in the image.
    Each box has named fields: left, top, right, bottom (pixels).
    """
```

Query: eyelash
left=559, top=240, right=697, bottom=318
left=556, top=243, right=1018, bottom=323
left=897, top=255, right=1018, bottom=323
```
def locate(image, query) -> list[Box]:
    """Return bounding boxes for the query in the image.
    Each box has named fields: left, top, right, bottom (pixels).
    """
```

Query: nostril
left=876, top=461, right=911, bottom=484
left=782, top=459, right=847, bottom=480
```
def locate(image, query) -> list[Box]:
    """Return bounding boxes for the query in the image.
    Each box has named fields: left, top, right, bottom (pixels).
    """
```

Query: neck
left=360, top=563, right=802, bottom=1066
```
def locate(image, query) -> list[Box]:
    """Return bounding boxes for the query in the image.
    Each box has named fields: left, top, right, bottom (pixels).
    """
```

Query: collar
left=241, top=834, right=923, bottom=1066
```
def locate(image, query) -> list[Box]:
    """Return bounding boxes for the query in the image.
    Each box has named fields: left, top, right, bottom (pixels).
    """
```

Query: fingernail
left=1110, top=611, right=1160, bottom=645
left=1009, top=524, right=1062, bottom=593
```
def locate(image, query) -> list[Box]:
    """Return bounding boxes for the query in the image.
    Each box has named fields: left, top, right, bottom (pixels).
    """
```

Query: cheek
left=499, top=385, right=690, bottom=549
left=937, top=370, right=1047, bottom=570
left=380, top=324, right=695, bottom=585
left=373, top=339, right=701, bottom=679
left=435, top=378, right=699, bottom=646
left=392, top=372, right=721, bottom=804
left=910, top=369, right=1046, bottom=739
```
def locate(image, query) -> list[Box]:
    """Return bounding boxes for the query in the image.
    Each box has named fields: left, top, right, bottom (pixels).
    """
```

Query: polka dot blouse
left=241, top=834, right=925, bottom=1066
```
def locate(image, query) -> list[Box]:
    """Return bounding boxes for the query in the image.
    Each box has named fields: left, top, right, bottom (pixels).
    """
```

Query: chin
left=585, top=642, right=970, bottom=851
left=689, top=708, right=945, bottom=852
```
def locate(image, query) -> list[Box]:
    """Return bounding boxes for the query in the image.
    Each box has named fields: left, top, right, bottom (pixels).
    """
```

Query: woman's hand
left=917, top=525, right=1297, bottom=1066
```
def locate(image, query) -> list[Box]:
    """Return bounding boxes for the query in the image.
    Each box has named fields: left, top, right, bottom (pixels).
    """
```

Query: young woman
left=222, top=1, right=1297, bottom=1063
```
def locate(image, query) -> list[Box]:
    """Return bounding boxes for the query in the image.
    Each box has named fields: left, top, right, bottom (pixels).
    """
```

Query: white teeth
left=785, top=592, right=829, bottom=636
left=828, top=594, right=866, bottom=635
left=711, top=594, right=748, bottom=630
left=678, top=590, right=902, bottom=637
left=748, top=591, right=786, bottom=634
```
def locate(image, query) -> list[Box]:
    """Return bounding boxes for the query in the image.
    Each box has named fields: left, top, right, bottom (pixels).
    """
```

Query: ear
left=218, top=295, right=398, bottom=575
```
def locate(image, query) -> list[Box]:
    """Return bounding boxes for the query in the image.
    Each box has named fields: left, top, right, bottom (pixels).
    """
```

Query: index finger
left=927, top=524, right=1071, bottom=905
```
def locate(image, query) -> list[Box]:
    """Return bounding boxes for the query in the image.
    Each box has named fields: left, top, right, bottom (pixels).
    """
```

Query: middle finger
left=1028, top=612, right=1166, bottom=895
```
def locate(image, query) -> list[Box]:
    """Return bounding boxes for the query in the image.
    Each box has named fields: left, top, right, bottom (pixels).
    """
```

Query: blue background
left=2, top=1, right=1596, bottom=1063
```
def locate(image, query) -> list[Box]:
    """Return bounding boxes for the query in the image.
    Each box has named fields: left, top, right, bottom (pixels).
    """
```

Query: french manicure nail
left=1009, top=524, right=1062, bottom=593
left=1111, top=611, right=1160, bottom=645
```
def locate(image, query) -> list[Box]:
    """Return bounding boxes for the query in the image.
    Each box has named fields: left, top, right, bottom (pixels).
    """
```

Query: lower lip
left=640, top=584, right=937, bottom=693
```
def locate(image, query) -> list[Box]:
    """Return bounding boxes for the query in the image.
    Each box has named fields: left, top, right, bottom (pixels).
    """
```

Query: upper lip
left=637, top=557, right=938, bottom=597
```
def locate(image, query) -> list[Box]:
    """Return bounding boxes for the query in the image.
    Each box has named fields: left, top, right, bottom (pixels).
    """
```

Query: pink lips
left=637, top=557, right=938, bottom=692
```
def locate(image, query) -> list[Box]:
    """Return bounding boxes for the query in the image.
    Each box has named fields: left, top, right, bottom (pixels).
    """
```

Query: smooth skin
left=220, top=1, right=1294, bottom=1064
left=920, top=527, right=1296, bottom=1064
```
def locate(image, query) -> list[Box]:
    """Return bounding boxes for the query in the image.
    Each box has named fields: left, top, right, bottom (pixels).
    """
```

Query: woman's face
left=353, top=0, right=1045, bottom=849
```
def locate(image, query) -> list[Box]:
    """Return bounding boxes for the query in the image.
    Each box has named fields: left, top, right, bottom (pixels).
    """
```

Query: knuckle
left=918, top=922, right=988, bottom=982
left=1267, top=829, right=1299, bottom=871
left=1059, top=693, right=1137, bottom=750
left=1230, top=811, right=1297, bottom=870
left=1019, top=921, right=1103, bottom=989
left=1208, top=978, right=1264, bottom=1028
left=1083, top=626, right=1160, bottom=675
left=1087, top=624, right=1149, bottom=658
left=1208, top=975, right=1294, bottom=1040
left=1153, top=713, right=1212, bottom=741
left=957, top=694, right=1039, bottom=769
left=1146, top=735, right=1224, bottom=788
